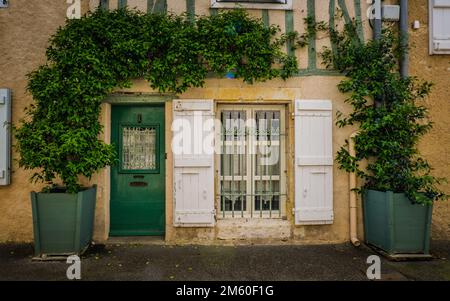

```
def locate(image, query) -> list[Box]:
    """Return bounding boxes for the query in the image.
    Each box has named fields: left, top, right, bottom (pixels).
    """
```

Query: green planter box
left=31, top=186, right=97, bottom=258
left=363, top=189, right=433, bottom=255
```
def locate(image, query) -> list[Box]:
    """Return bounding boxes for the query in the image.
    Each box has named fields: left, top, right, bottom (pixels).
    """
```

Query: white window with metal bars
left=216, top=105, right=287, bottom=219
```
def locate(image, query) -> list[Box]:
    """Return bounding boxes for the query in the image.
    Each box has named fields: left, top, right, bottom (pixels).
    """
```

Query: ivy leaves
left=15, top=8, right=299, bottom=193
left=46, top=8, right=299, bottom=94
left=322, top=22, right=447, bottom=204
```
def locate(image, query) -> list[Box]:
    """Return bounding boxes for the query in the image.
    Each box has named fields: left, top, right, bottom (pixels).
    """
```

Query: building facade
left=0, top=0, right=449, bottom=244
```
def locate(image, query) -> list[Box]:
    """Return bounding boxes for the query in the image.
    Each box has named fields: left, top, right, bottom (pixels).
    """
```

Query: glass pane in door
left=122, top=127, right=157, bottom=170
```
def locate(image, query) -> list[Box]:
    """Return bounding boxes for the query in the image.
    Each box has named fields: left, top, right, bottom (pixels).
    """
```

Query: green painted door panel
left=110, top=105, right=165, bottom=236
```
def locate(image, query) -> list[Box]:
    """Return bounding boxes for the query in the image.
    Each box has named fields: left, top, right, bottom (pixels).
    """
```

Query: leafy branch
left=15, top=8, right=307, bottom=193
left=320, top=21, right=447, bottom=204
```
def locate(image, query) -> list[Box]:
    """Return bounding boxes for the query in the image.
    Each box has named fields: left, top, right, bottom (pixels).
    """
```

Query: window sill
left=210, top=0, right=293, bottom=10
left=217, top=213, right=285, bottom=219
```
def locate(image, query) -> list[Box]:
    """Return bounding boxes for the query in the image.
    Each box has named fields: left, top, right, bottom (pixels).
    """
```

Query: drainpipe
left=373, top=0, right=383, bottom=107
left=349, top=132, right=361, bottom=247
left=399, top=0, right=409, bottom=78
left=373, top=0, right=382, bottom=40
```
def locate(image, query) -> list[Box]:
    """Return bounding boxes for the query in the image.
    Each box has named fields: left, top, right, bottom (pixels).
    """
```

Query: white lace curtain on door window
left=122, top=127, right=156, bottom=170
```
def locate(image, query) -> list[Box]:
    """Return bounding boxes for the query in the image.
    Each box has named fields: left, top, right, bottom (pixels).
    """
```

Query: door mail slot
left=129, top=181, right=148, bottom=187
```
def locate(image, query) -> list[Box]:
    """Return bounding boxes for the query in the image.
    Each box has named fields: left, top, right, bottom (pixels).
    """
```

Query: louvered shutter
left=294, top=99, right=333, bottom=225
left=430, top=0, right=450, bottom=54
left=172, top=99, right=215, bottom=227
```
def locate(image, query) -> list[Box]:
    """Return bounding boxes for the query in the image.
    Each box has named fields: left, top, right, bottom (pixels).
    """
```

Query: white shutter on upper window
left=172, top=99, right=215, bottom=227
left=294, top=99, right=333, bottom=225
left=430, top=0, right=450, bottom=54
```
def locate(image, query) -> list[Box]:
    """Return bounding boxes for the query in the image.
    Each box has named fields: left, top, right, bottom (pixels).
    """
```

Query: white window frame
left=429, top=0, right=450, bottom=55
left=211, top=0, right=292, bottom=10
left=215, top=104, right=287, bottom=219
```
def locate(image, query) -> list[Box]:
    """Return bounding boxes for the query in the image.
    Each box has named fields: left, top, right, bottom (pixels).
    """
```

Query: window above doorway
left=210, top=0, right=293, bottom=10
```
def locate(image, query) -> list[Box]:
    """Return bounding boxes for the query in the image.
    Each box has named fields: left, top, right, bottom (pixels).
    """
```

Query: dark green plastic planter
left=30, top=186, right=96, bottom=258
left=363, top=189, right=433, bottom=255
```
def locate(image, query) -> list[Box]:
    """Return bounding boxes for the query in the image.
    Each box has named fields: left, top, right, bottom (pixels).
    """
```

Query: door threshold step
left=107, top=236, right=165, bottom=245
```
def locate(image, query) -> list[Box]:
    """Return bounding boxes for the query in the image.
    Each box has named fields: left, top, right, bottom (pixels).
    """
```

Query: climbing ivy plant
left=15, top=8, right=309, bottom=193
left=321, top=21, right=447, bottom=205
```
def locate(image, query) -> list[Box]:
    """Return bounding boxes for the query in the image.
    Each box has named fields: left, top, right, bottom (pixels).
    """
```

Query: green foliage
left=272, top=16, right=326, bottom=78
left=15, top=8, right=302, bottom=193
left=321, top=22, right=447, bottom=205
left=279, top=16, right=327, bottom=51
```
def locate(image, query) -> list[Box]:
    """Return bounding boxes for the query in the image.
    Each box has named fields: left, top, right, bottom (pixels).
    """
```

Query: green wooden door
left=110, top=105, right=165, bottom=236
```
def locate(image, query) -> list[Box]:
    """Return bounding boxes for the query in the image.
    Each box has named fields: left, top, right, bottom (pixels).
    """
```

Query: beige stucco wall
left=0, top=0, right=447, bottom=244
left=409, top=0, right=450, bottom=239
left=0, top=0, right=89, bottom=242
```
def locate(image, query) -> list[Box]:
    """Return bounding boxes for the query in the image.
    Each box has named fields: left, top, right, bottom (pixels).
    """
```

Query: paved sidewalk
left=0, top=240, right=449, bottom=281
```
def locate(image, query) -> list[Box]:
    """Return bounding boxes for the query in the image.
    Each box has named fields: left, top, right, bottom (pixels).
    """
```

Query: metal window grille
left=218, top=107, right=286, bottom=219
left=122, top=127, right=156, bottom=170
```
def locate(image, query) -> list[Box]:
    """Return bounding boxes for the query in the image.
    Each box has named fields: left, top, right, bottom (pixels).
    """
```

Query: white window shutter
left=294, top=99, right=333, bottom=225
left=430, top=0, right=450, bottom=54
left=0, top=89, right=11, bottom=186
left=172, top=99, right=215, bottom=227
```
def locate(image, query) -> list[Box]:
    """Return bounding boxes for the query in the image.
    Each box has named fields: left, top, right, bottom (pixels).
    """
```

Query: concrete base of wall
left=217, top=219, right=291, bottom=240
